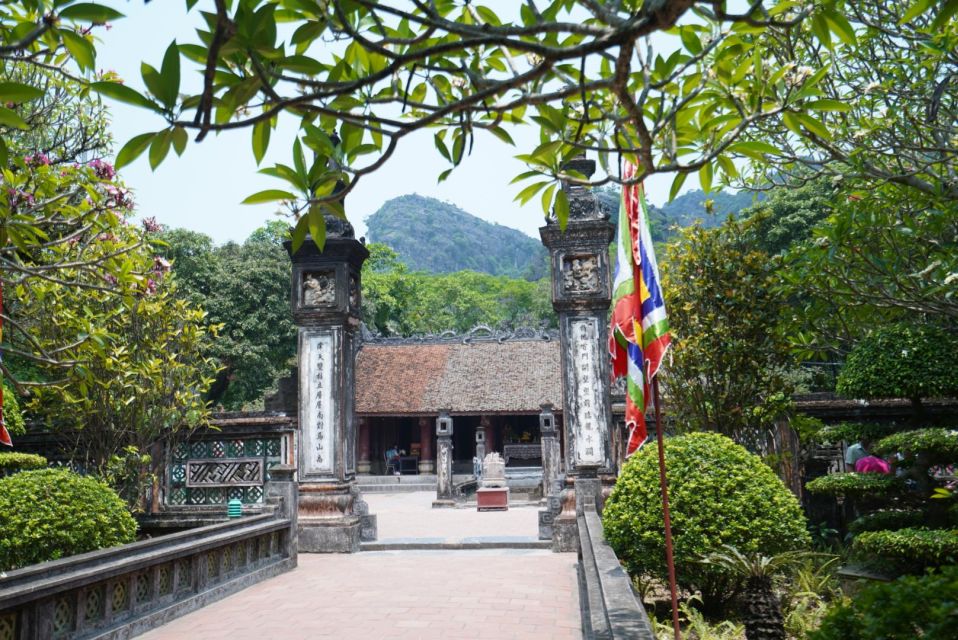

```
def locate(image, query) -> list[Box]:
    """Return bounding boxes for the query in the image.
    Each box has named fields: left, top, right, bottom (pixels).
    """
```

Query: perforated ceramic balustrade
left=167, top=437, right=283, bottom=506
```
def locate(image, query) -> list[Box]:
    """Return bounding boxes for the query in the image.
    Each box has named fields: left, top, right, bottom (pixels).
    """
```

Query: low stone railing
left=0, top=468, right=298, bottom=640
left=577, top=506, right=656, bottom=640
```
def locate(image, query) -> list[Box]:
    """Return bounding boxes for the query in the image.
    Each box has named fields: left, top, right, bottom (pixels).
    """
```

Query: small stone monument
left=476, top=452, right=509, bottom=511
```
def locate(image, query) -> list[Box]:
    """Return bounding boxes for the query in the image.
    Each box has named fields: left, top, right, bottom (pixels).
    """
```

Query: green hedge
left=848, top=510, right=926, bottom=535
left=817, top=422, right=898, bottom=445
left=2, top=384, right=25, bottom=437
left=873, top=428, right=958, bottom=463
left=603, top=432, right=810, bottom=613
left=805, top=472, right=902, bottom=498
left=0, top=468, right=137, bottom=571
left=0, top=452, right=47, bottom=475
left=809, top=566, right=958, bottom=640
left=853, top=527, right=958, bottom=570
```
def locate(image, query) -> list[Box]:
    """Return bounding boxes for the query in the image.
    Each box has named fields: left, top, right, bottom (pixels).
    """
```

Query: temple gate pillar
left=418, top=416, right=434, bottom=474
left=433, top=412, right=455, bottom=508
left=286, top=215, right=376, bottom=552
left=357, top=417, right=371, bottom=474
left=539, top=155, right=615, bottom=551
left=538, top=403, right=562, bottom=540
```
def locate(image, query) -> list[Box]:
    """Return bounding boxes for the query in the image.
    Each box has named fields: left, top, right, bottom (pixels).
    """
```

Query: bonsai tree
left=836, top=324, right=958, bottom=415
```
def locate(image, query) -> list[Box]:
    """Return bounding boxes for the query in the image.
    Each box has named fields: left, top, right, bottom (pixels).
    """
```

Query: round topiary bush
left=603, top=432, right=811, bottom=613
left=0, top=468, right=137, bottom=571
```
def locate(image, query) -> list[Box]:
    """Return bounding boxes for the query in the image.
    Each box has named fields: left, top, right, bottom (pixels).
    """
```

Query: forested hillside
left=365, top=194, right=548, bottom=279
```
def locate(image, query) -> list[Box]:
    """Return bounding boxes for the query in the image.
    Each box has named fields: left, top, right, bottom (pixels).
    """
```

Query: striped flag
left=609, top=163, right=671, bottom=456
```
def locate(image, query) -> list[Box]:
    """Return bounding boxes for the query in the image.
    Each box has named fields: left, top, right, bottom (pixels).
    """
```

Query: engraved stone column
left=418, top=416, right=435, bottom=474
left=539, top=155, right=615, bottom=550
left=286, top=215, right=376, bottom=552
left=433, top=412, right=455, bottom=508
left=539, top=403, right=560, bottom=499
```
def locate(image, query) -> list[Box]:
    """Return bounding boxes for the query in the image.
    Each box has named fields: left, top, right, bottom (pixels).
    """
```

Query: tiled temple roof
left=356, top=339, right=562, bottom=415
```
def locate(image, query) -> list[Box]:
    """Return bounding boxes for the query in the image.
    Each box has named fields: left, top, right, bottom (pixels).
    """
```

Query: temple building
left=354, top=327, right=564, bottom=475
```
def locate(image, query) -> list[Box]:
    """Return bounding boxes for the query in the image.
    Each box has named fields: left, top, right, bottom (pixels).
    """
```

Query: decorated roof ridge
left=359, top=323, right=558, bottom=346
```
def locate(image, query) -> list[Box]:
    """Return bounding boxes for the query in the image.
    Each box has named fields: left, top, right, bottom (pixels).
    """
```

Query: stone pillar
left=418, top=417, right=434, bottom=474
left=433, top=412, right=455, bottom=508
left=286, top=215, right=376, bottom=552
left=475, top=423, right=486, bottom=471
left=357, top=417, right=371, bottom=474
left=265, top=464, right=298, bottom=565
left=539, top=403, right=561, bottom=498
left=539, top=155, right=615, bottom=551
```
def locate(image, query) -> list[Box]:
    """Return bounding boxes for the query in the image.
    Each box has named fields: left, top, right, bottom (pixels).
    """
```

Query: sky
left=95, top=2, right=686, bottom=245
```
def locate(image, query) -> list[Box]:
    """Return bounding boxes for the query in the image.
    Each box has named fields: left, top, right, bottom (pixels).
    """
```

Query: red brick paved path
left=138, top=550, right=580, bottom=640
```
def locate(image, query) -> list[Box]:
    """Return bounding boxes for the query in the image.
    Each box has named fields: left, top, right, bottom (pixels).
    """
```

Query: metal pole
left=653, top=376, right=681, bottom=639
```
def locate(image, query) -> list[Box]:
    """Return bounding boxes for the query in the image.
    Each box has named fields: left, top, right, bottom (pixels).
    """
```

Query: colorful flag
left=609, top=162, right=671, bottom=456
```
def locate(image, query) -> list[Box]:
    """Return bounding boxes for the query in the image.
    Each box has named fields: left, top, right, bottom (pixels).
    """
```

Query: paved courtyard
left=138, top=492, right=581, bottom=639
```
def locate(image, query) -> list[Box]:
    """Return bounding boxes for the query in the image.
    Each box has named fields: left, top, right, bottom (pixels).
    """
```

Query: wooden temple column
left=418, top=416, right=434, bottom=474
left=357, top=417, right=371, bottom=474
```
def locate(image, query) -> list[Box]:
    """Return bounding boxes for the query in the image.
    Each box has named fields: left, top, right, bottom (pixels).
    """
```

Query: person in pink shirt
left=855, top=455, right=892, bottom=474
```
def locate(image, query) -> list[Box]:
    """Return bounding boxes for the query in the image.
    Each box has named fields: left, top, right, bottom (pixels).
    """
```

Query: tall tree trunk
left=742, top=576, right=785, bottom=640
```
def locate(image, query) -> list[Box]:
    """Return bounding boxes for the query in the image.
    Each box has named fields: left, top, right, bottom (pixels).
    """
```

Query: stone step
left=359, top=483, right=436, bottom=493
left=360, top=537, right=551, bottom=551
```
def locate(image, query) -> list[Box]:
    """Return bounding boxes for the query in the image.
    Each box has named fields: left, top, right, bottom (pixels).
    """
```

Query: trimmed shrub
left=836, top=324, right=958, bottom=403
left=603, top=432, right=810, bottom=613
left=848, top=510, right=925, bottom=535
left=853, top=527, right=958, bottom=570
left=805, top=472, right=903, bottom=498
left=873, top=428, right=958, bottom=464
left=0, top=468, right=137, bottom=571
left=816, top=422, right=897, bottom=445
left=0, top=452, right=47, bottom=476
left=809, top=566, right=958, bottom=640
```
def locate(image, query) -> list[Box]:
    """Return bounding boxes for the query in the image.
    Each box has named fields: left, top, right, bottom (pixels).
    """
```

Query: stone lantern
left=286, top=215, right=376, bottom=551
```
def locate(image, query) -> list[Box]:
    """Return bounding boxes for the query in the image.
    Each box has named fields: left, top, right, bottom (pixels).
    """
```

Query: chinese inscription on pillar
left=571, top=318, right=604, bottom=466
left=303, top=331, right=334, bottom=475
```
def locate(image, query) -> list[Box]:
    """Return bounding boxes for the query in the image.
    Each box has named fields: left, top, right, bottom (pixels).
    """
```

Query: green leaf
left=241, top=189, right=297, bottom=204
left=156, top=41, right=181, bottom=108
left=806, top=99, right=851, bottom=112
left=699, top=162, right=713, bottom=193
left=115, top=132, right=155, bottom=170
left=307, top=204, right=326, bottom=251
left=89, top=81, right=162, bottom=112
left=900, top=0, right=934, bottom=23
left=669, top=171, right=688, bottom=202
left=514, top=180, right=548, bottom=204
left=554, top=188, right=569, bottom=230
left=0, top=107, right=28, bottom=130
left=823, top=9, right=857, bottom=46
left=61, top=30, right=96, bottom=71
left=796, top=113, right=831, bottom=139
left=0, top=136, right=8, bottom=167
left=729, top=141, right=781, bottom=158
left=148, top=129, right=173, bottom=170
left=171, top=126, right=187, bottom=156
left=252, top=120, right=271, bottom=165
left=932, top=0, right=958, bottom=29
left=0, top=82, right=43, bottom=103
left=810, top=13, right=831, bottom=49
left=290, top=215, right=309, bottom=254
left=58, top=3, right=125, bottom=22
left=488, top=126, right=515, bottom=146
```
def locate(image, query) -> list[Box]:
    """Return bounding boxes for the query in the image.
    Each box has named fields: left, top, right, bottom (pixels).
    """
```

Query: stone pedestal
left=433, top=412, right=456, bottom=508
left=286, top=221, right=376, bottom=551
left=477, top=487, right=509, bottom=511
left=418, top=417, right=434, bottom=474
left=539, top=155, right=616, bottom=552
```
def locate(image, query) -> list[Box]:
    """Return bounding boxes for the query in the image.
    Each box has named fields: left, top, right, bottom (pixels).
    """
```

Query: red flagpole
left=653, top=376, right=680, bottom=639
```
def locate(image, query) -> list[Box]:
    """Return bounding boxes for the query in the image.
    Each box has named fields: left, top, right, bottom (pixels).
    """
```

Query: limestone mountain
left=364, top=194, right=548, bottom=279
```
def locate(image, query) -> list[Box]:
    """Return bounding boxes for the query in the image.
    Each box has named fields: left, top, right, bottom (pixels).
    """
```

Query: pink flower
left=89, top=159, right=116, bottom=180
left=103, top=273, right=118, bottom=285
left=152, top=256, right=171, bottom=274
left=24, top=154, right=50, bottom=167
left=142, top=217, right=161, bottom=233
